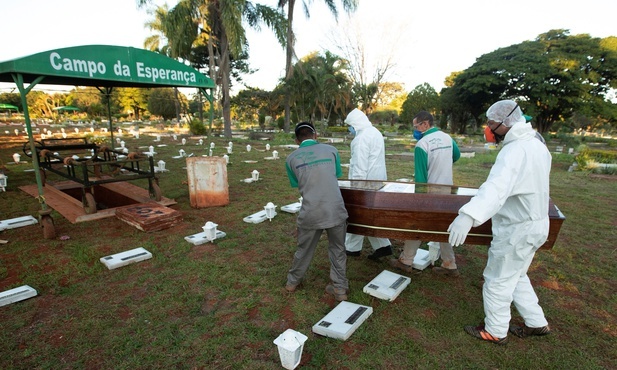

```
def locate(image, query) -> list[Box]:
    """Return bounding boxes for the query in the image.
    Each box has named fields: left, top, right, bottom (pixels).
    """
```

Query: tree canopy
left=443, top=29, right=617, bottom=134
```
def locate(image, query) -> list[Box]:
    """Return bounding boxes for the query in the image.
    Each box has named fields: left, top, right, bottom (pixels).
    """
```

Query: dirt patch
left=589, top=174, right=617, bottom=181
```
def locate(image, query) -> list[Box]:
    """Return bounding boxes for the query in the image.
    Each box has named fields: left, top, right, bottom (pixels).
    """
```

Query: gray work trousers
left=287, top=221, right=348, bottom=291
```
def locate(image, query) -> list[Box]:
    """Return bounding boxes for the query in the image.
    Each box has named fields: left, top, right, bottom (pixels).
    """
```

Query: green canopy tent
left=53, top=106, right=81, bottom=112
left=0, top=45, right=216, bottom=238
left=0, top=103, right=19, bottom=111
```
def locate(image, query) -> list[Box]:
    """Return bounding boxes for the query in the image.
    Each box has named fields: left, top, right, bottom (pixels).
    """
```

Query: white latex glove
left=448, top=213, right=474, bottom=247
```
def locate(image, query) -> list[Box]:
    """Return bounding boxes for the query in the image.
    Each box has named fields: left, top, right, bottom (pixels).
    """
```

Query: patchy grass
left=0, top=127, right=616, bottom=369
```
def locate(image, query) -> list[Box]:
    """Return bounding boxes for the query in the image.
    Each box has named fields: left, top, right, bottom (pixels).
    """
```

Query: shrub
left=574, top=146, right=617, bottom=173
left=188, top=119, right=207, bottom=135
left=276, top=116, right=285, bottom=130
left=327, top=126, right=348, bottom=134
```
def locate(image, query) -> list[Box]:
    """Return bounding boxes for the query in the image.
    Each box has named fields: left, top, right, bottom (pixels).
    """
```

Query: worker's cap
left=486, top=100, right=526, bottom=127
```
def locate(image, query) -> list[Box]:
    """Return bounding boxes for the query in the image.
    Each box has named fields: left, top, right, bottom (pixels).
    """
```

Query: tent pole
left=105, top=87, right=114, bottom=144
left=12, top=73, right=48, bottom=211
left=200, top=88, right=214, bottom=134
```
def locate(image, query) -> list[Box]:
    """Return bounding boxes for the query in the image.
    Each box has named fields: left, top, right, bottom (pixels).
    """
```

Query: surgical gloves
left=448, top=213, right=474, bottom=247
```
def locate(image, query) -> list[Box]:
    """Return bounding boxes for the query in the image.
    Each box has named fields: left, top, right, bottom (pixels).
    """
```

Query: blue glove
left=448, top=214, right=474, bottom=247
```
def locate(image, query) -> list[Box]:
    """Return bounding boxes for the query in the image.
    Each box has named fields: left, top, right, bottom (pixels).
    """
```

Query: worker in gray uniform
left=284, top=122, right=350, bottom=301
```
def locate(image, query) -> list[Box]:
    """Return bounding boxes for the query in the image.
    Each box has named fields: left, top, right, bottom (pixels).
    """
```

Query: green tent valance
left=0, top=45, right=215, bottom=89
left=0, top=103, right=19, bottom=111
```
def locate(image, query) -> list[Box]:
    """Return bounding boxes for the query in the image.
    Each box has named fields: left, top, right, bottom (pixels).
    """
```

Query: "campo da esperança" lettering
left=49, top=52, right=197, bottom=85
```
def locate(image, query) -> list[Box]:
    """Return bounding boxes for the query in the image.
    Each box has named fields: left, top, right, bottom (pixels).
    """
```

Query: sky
left=1, top=0, right=616, bottom=96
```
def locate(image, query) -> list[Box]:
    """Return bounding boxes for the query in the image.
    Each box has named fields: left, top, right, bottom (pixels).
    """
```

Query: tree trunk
left=174, top=87, right=180, bottom=122
left=207, top=32, right=217, bottom=134
left=220, top=31, right=233, bottom=139
left=283, top=0, right=296, bottom=133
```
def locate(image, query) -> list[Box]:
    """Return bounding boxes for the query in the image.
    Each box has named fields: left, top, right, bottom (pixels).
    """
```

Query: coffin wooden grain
left=339, top=180, right=565, bottom=250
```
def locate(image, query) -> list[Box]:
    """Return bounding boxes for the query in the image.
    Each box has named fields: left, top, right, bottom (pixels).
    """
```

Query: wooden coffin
left=339, top=180, right=565, bottom=250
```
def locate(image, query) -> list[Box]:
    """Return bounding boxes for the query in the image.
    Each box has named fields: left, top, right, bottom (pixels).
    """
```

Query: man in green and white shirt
left=389, top=111, right=461, bottom=276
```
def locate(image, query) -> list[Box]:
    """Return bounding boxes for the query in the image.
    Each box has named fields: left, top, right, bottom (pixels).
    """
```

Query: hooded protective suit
left=453, top=101, right=551, bottom=338
left=344, top=109, right=391, bottom=253
left=344, top=108, right=387, bottom=181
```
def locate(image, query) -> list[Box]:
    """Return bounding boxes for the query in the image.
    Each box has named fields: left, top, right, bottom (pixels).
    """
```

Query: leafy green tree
left=230, top=87, right=269, bottom=127
left=139, top=0, right=286, bottom=138
left=439, top=85, right=475, bottom=134
left=0, top=93, right=22, bottom=110
left=116, top=88, right=151, bottom=120
left=148, top=88, right=187, bottom=120
left=399, top=83, right=440, bottom=129
left=281, top=51, right=352, bottom=124
left=67, top=87, right=105, bottom=119
left=277, top=0, right=358, bottom=132
left=450, top=30, right=617, bottom=133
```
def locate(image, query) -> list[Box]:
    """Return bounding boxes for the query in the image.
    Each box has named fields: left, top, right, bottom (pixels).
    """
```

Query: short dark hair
left=414, top=111, right=434, bottom=126
left=294, top=122, right=316, bottom=141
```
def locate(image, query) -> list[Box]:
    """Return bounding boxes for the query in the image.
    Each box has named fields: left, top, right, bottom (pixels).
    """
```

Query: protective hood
left=503, top=121, right=536, bottom=145
left=345, top=108, right=372, bottom=131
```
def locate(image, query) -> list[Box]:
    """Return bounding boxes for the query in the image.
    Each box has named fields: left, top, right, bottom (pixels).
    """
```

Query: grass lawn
left=0, top=125, right=615, bottom=369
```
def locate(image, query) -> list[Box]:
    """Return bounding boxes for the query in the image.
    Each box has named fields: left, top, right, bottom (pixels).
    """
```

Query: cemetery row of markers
left=2, top=130, right=436, bottom=369
left=1, top=209, right=436, bottom=370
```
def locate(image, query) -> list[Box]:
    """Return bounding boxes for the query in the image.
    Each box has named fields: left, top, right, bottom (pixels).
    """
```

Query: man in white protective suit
left=343, top=108, right=393, bottom=260
left=448, top=100, right=552, bottom=345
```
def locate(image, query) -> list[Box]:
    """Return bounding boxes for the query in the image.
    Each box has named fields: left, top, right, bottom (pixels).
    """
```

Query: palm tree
left=143, top=4, right=171, bottom=56
left=139, top=0, right=286, bottom=138
left=143, top=4, right=183, bottom=121
left=276, top=0, right=358, bottom=132
left=284, top=51, right=352, bottom=124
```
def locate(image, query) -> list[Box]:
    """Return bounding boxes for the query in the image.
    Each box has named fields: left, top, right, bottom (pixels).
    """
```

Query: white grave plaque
left=312, top=301, right=373, bottom=341
left=363, top=270, right=411, bottom=301
left=100, top=247, right=152, bottom=270
left=243, top=210, right=276, bottom=224
left=0, top=285, right=37, bottom=307
left=0, top=215, right=38, bottom=231
left=280, top=202, right=302, bottom=214
left=184, top=230, right=227, bottom=245
left=412, top=248, right=432, bottom=270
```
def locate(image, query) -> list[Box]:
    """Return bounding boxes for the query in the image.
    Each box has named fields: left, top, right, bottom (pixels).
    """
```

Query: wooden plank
left=19, top=181, right=176, bottom=224
left=19, top=183, right=83, bottom=223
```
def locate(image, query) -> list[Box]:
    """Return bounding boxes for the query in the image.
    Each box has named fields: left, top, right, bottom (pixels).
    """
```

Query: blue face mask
left=413, top=130, right=423, bottom=141
left=348, top=126, right=356, bottom=136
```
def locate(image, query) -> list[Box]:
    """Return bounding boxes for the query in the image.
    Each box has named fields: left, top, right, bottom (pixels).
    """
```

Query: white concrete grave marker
left=0, top=174, right=7, bottom=192
left=363, top=270, right=411, bottom=302
left=280, top=201, right=301, bottom=214
left=0, top=215, right=38, bottom=231
left=184, top=222, right=227, bottom=245
left=0, top=285, right=37, bottom=307
left=312, top=301, right=373, bottom=341
left=99, top=247, right=152, bottom=270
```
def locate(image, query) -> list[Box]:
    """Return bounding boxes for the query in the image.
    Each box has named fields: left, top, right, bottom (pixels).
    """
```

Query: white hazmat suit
left=448, top=100, right=551, bottom=339
left=344, top=109, right=391, bottom=253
